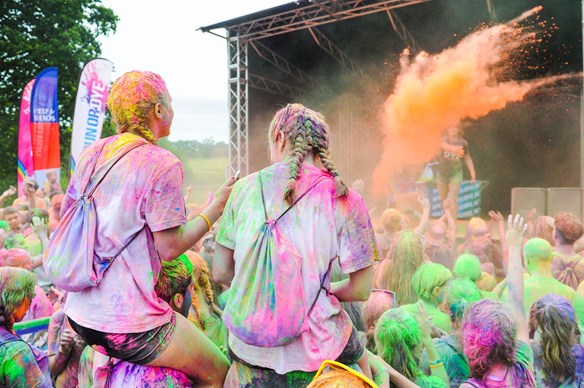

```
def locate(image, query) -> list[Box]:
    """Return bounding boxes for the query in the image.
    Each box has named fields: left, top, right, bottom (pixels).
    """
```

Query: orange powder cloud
left=372, top=6, right=565, bottom=195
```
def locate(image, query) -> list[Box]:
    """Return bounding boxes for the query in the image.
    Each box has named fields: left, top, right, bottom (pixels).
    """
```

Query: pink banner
left=17, top=79, right=35, bottom=196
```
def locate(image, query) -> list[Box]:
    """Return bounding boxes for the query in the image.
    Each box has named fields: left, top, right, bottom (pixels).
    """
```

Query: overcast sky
left=99, top=0, right=290, bottom=142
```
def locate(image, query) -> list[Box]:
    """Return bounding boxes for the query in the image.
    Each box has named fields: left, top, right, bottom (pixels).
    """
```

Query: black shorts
left=67, top=313, right=176, bottom=365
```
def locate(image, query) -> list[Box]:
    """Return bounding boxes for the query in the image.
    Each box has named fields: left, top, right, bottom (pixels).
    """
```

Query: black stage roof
left=200, top=0, right=583, bottom=214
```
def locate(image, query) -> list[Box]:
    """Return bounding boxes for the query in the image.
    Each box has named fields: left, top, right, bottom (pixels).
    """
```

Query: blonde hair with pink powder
left=268, top=103, right=348, bottom=204
left=107, top=71, right=169, bottom=145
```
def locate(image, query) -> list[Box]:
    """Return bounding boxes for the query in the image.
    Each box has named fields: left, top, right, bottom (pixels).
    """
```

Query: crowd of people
left=0, top=70, right=583, bottom=388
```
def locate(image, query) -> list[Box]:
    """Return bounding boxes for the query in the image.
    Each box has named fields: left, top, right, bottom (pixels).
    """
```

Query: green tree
left=0, top=0, right=118, bottom=193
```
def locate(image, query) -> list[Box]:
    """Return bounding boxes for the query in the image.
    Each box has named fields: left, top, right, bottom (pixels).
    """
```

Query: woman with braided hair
left=215, top=103, right=378, bottom=386
left=60, top=71, right=232, bottom=386
left=0, top=267, right=51, bottom=387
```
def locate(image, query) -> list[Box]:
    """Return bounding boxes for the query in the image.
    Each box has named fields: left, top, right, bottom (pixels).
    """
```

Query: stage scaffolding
left=201, top=0, right=428, bottom=176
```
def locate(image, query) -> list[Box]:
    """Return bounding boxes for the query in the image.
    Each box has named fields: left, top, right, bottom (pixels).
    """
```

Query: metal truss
left=248, top=73, right=303, bottom=98
left=249, top=40, right=317, bottom=88
left=307, top=27, right=365, bottom=79
left=225, top=0, right=429, bottom=41
left=386, top=10, right=421, bottom=53
left=228, top=31, right=249, bottom=176
left=210, top=0, right=427, bottom=175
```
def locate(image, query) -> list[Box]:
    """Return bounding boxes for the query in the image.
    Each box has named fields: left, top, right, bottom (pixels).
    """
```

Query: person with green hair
left=401, top=262, right=453, bottom=332
left=420, top=278, right=482, bottom=387
left=454, top=254, right=498, bottom=300
left=501, top=238, right=575, bottom=315
left=0, top=267, right=51, bottom=387
left=375, top=305, right=449, bottom=387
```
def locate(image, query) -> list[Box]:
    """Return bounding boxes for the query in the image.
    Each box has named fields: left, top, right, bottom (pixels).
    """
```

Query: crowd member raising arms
left=460, top=215, right=535, bottom=387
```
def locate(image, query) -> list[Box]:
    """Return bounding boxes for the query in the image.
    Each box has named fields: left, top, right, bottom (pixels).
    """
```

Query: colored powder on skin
left=524, top=238, right=552, bottom=263
left=372, top=6, right=577, bottom=195
left=575, top=283, right=584, bottom=327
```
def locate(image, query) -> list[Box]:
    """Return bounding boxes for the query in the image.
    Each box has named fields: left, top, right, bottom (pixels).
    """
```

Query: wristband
left=429, top=361, right=444, bottom=369
left=197, top=213, right=212, bottom=231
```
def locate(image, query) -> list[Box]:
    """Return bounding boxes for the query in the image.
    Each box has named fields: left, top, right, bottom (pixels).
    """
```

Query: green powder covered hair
left=454, top=253, right=482, bottom=281
left=154, top=254, right=193, bottom=303
left=445, top=277, right=482, bottom=325
left=411, top=263, right=452, bottom=302
left=375, top=308, right=423, bottom=382
left=0, top=267, right=36, bottom=332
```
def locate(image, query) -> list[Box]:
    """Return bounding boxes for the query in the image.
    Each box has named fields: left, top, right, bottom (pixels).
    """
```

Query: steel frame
left=249, top=40, right=317, bottom=88
left=217, top=0, right=428, bottom=175
left=228, top=30, right=249, bottom=176
left=227, top=0, right=430, bottom=41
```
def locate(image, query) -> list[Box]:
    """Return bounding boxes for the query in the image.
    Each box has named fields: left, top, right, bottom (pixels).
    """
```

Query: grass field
left=182, top=157, right=229, bottom=205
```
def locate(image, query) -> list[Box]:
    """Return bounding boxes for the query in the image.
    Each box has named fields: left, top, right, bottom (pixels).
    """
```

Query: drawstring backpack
left=556, top=256, right=583, bottom=290
left=43, top=141, right=145, bottom=292
left=223, top=172, right=334, bottom=347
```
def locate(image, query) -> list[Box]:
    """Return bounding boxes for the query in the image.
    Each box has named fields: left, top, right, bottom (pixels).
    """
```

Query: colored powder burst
left=372, top=6, right=577, bottom=195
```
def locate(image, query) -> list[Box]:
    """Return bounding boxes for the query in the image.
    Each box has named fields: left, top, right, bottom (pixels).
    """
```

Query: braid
left=270, top=103, right=348, bottom=202
left=126, top=121, right=157, bottom=144
left=283, top=129, right=309, bottom=204
left=189, top=291, right=204, bottom=330
left=201, top=274, right=223, bottom=318
left=312, top=126, right=348, bottom=199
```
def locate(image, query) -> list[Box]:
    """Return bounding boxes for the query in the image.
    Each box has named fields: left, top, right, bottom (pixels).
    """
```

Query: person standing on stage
left=436, top=125, right=476, bottom=222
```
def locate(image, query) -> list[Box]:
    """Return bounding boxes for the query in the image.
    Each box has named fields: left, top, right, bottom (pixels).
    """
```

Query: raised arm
left=413, top=196, right=431, bottom=235
left=489, top=210, right=508, bottom=270
left=505, top=214, right=529, bottom=343
left=418, top=301, right=449, bottom=385
left=0, top=186, right=16, bottom=207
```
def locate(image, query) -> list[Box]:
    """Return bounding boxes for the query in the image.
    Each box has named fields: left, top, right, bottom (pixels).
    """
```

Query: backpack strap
left=257, top=171, right=334, bottom=319
left=104, top=224, right=148, bottom=264
left=84, top=142, right=146, bottom=198
left=78, top=140, right=109, bottom=195
left=306, top=257, right=336, bottom=318
left=566, top=256, right=583, bottom=270
left=258, top=172, right=329, bottom=223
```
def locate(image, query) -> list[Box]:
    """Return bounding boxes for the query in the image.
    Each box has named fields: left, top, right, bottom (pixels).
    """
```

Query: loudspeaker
left=511, top=188, right=546, bottom=219
left=546, top=188, right=583, bottom=220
